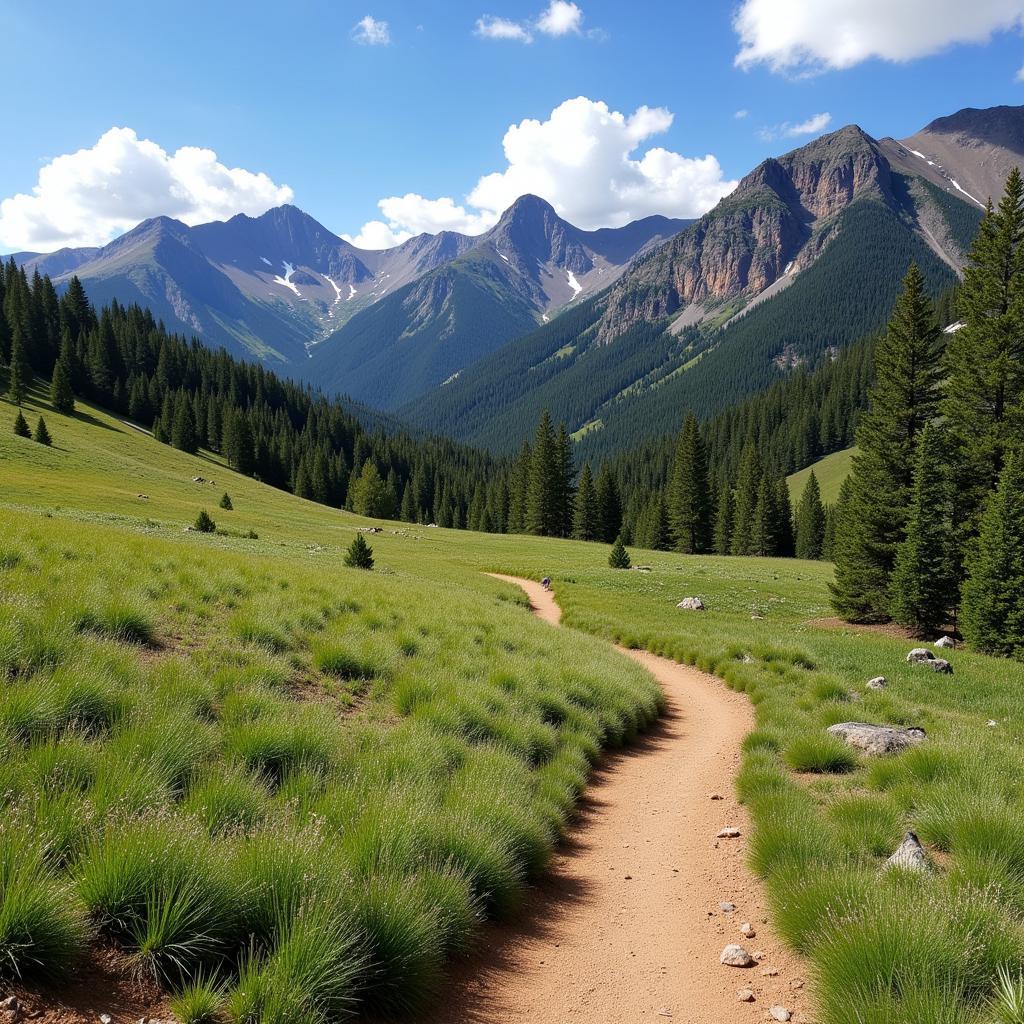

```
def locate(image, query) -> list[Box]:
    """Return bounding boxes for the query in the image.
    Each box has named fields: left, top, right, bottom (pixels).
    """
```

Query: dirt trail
left=425, top=575, right=809, bottom=1022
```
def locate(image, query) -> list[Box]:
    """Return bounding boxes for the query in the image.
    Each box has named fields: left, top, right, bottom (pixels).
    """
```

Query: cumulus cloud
left=0, top=127, right=293, bottom=251
left=351, top=15, right=390, bottom=45
left=734, top=0, right=1024, bottom=73
left=475, top=1, right=588, bottom=43
left=536, top=1, right=583, bottom=35
left=475, top=15, right=533, bottom=42
left=343, top=96, right=737, bottom=246
left=734, top=109, right=750, bottom=119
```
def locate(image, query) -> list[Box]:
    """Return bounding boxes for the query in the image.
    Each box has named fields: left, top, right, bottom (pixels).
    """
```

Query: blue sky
left=3, top=0, right=1024, bottom=252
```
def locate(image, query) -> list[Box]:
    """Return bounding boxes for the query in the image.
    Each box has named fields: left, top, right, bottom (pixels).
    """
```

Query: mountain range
left=12, top=104, right=1024, bottom=459
left=13, top=199, right=686, bottom=381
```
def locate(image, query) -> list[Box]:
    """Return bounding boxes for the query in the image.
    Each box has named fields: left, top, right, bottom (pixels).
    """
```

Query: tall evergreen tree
left=608, top=535, right=631, bottom=569
left=572, top=463, right=601, bottom=541
left=794, top=472, right=826, bottom=560
left=774, top=478, right=795, bottom=557
left=13, top=410, right=30, bottom=438
left=554, top=422, right=575, bottom=537
left=33, top=416, right=51, bottom=446
left=526, top=411, right=559, bottom=536
left=171, top=395, right=198, bottom=454
left=7, top=326, right=30, bottom=405
left=595, top=462, right=622, bottom=543
left=507, top=440, right=531, bottom=533
left=49, top=354, right=74, bottom=414
left=713, top=482, right=734, bottom=555
left=751, top=475, right=780, bottom=556
left=831, top=264, right=942, bottom=621
left=668, top=411, right=713, bottom=553
left=943, top=169, right=1024, bottom=549
left=961, top=452, right=1024, bottom=658
left=890, top=424, right=955, bottom=636
left=731, top=442, right=761, bottom=555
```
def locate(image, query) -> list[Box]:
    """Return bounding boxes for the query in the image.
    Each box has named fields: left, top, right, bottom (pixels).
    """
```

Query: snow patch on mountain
left=567, top=270, right=582, bottom=298
left=273, top=261, right=301, bottom=297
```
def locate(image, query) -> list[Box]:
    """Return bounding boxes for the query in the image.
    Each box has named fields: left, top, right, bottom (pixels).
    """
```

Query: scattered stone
left=885, top=830, right=929, bottom=873
left=710, top=793, right=723, bottom=800
left=656, top=1009, right=673, bottom=1018
left=866, top=676, right=887, bottom=690
left=0, top=997, right=20, bottom=1021
left=137, top=493, right=149, bottom=500
left=761, top=967, right=779, bottom=976
left=827, top=721, right=926, bottom=755
left=677, top=597, right=706, bottom=611
left=930, top=658, right=953, bottom=674
left=100, top=1016, right=113, bottom=1024
left=740, top=922, right=756, bottom=937
left=752, top=950, right=766, bottom=960
left=720, top=902, right=736, bottom=913
left=737, top=989, right=755, bottom=1002
left=770, top=1007, right=792, bottom=1022
left=790, top=978, right=805, bottom=990
left=717, top=827, right=741, bottom=838
left=935, top=636, right=955, bottom=649
left=987, top=719, right=999, bottom=727
left=906, top=647, right=936, bottom=664
left=720, top=944, right=755, bottom=967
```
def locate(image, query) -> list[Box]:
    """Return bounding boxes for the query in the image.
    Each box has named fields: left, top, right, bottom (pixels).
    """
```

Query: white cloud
left=758, top=112, right=832, bottom=141
left=475, top=1, right=590, bottom=43
left=475, top=15, right=533, bottom=42
left=343, top=96, right=737, bottom=246
left=351, top=15, right=391, bottom=45
left=0, top=127, right=293, bottom=251
left=536, top=1, right=583, bottom=35
left=734, top=0, right=1024, bottom=73
left=1017, top=63, right=1024, bottom=80
left=734, top=109, right=750, bottom=119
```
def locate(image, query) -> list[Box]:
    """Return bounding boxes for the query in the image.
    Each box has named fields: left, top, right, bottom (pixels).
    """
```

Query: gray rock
left=929, top=658, right=953, bottom=674
left=827, top=721, right=926, bottom=755
left=720, top=944, right=755, bottom=967
left=740, top=921, right=756, bottom=937
left=866, top=676, right=887, bottom=690
left=770, top=1008, right=792, bottom=1022
left=720, top=902, right=736, bottom=912
left=717, top=827, right=741, bottom=838
left=907, top=647, right=936, bottom=664
left=886, top=831, right=929, bottom=872
left=737, top=988, right=755, bottom=1002
left=935, top=636, right=955, bottom=649
left=677, top=597, right=706, bottom=611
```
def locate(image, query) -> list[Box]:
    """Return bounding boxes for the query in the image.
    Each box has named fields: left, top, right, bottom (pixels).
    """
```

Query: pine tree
left=774, top=478, right=794, bottom=557
left=943, top=169, right=1024, bottom=549
left=225, top=408, right=255, bottom=476
left=349, top=461, right=389, bottom=518
left=668, top=412, right=713, bottom=554
left=713, top=482, right=734, bottom=555
left=831, top=264, right=942, bottom=621
left=608, top=535, right=631, bottom=569
left=507, top=440, right=531, bottom=533
left=569, top=463, right=596, bottom=540
left=194, top=510, right=216, bottom=533
left=13, top=410, right=30, bottom=438
left=171, top=395, right=198, bottom=454
left=636, top=492, right=670, bottom=551
left=344, top=533, right=375, bottom=570
left=752, top=475, right=779, bottom=556
left=731, top=442, right=761, bottom=555
left=33, top=416, right=51, bottom=446
left=527, top=411, right=560, bottom=536
left=595, top=463, right=622, bottom=543
left=7, top=326, right=30, bottom=405
left=794, top=472, right=826, bottom=560
left=890, top=424, right=955, bottom=636
left=219, top=492, right=233, bottom=511
left=961, top=452, right=1024, bottom=658
left=49, top=355, right=74, bottom=414
left=554, top=422, right=575, bottom=537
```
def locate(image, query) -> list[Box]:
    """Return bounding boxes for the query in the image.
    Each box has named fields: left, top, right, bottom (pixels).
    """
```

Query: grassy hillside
left=4, top=386, right=1024, bottom=1023
left=787, top=446, right=856, bottom=504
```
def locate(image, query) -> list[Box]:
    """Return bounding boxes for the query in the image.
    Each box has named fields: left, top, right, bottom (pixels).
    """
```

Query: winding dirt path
left=424, top=575, right=809, bottom=1022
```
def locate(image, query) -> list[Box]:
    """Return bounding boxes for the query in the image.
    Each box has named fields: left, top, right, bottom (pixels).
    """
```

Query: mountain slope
left=303, top=196, right=687, bottom=409
left=407, top=115, right=989, bottom=457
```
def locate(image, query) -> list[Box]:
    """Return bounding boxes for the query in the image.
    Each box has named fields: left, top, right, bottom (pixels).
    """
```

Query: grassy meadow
left=3, top=385, right=1024, bottom=1023
left=786, top=445, right=855, bottom=505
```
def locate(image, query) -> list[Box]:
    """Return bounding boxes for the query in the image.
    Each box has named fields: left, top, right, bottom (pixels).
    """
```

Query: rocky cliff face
left=597, top=126, right=893, bottom=341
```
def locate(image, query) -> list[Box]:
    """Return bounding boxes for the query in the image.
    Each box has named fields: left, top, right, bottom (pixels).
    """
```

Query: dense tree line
left=831, top=169, right=1024, bottom=658
left=0, top=262, right=516, bottom=530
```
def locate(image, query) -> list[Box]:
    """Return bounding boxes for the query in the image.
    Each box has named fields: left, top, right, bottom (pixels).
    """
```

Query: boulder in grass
left=930, top=658, right=953, bottom=674
left=866, top=676, right=887, bottom=690
left=907, top=648, right=936, bottom=664
left=935, top=636, right=956, bottom=649
left=827, top=721, right=926, bottom=755
left=720, top=944, right=755, bottom=967
left=885, top=831, right=929, bottom=873
left=677, top=597, right=705, bottom=611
